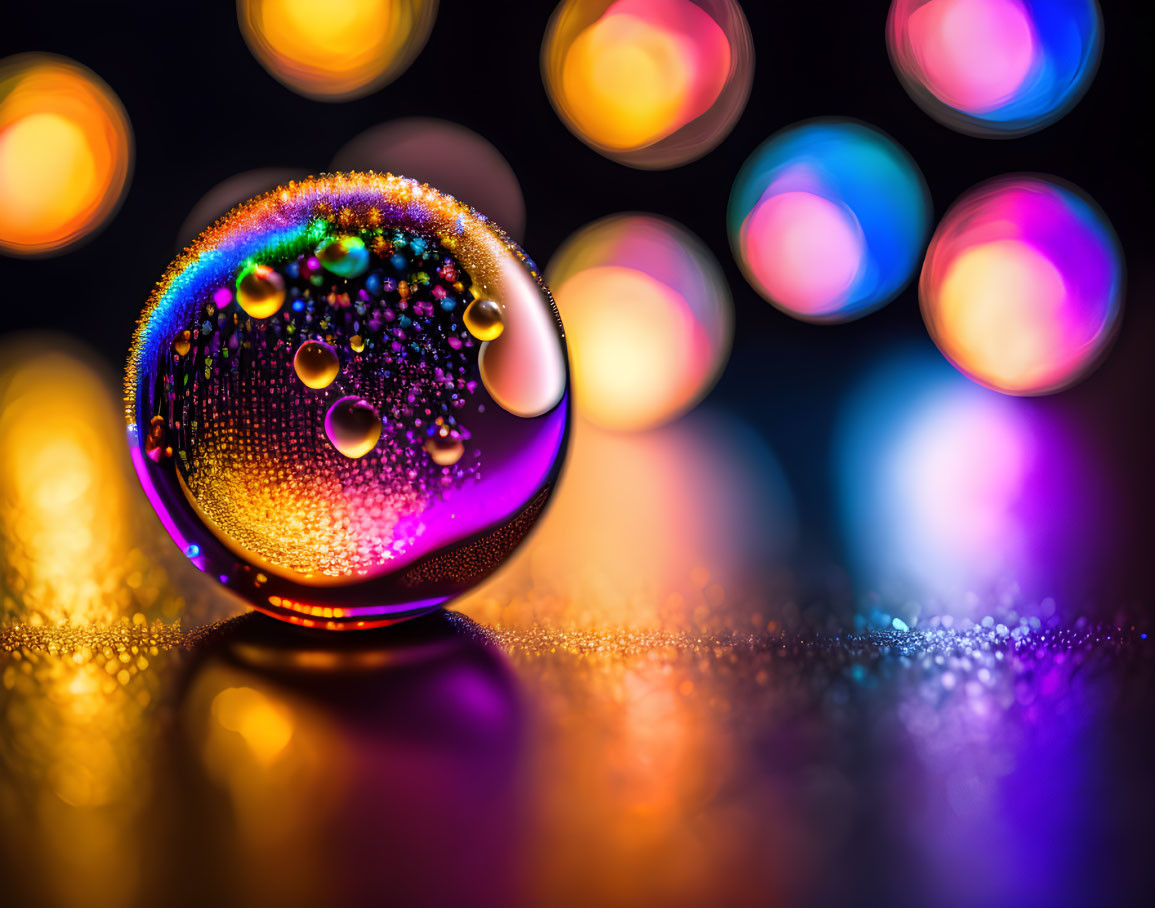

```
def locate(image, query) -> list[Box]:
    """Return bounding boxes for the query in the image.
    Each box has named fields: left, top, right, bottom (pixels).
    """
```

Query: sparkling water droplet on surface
left=236, top=264, right=285, bottom=319
left=325, top=396, right=382, bottom=459
left=424, top=432, right=465, bottom=466
left=463, top=297, right=505, bottom=341
left=293, top=339, right=341, bottom=389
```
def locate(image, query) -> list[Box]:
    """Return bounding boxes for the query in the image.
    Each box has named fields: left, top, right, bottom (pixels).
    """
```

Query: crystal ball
left=126, top=173, right=569, bottom=628
left=920, top=174, right=1123, bottom=395
left=887, top=0, right=1103, bottom=137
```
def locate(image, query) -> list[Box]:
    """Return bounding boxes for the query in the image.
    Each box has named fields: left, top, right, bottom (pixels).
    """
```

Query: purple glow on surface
left=835, top=348, right=1110, bottom=617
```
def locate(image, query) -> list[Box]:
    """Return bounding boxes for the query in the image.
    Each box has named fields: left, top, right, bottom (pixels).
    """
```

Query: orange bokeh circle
left=0, top=53, right=133, bottom=256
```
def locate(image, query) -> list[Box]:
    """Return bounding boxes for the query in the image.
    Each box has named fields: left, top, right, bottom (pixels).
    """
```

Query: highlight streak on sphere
left=547, top=213, right=732, bottom=431
left=238, top=0, right=438, bottom=101
left=728, top=119, right=931, bottom=322
left=887, top=0, right=1103, bottom=137
left=542, top=0, right=754, bottom=169
left=126, top=173, right=569, bottom=629
left=920, top=174, right=1123, bottom=394
left=0, top=53, right=132, bottom=256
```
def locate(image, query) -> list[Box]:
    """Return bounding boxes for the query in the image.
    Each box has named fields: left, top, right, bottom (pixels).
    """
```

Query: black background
left=1, top=0, right=1152, bottom=613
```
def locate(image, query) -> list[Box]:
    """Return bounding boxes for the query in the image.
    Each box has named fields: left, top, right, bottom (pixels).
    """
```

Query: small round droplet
left=293, top=339, right=340, bottom=389
left=325, top=395, right=382, bottom=459
left=463, top=297, right=504, bottom=341
left=236, top=264, right=286, bottom=319
left=171, top=330, right=192, bottom=357
left=317, top=235, right=370, bottom=278
left=349, top=334, right=365, bottom=353
left=424, top=432, right=465, bottom=466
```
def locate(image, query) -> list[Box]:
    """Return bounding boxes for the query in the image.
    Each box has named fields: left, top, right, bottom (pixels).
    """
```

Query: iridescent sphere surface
left=127, top=173, right=569, bottom=628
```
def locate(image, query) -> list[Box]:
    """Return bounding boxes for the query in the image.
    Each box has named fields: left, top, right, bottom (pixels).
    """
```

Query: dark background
left=2, top=0, right=1152, bottom=613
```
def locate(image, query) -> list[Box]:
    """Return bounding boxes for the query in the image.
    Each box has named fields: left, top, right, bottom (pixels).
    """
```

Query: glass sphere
left=728, top=119, right=931, bottom=323
left=126, top=173, right=569, bottom=629
left=542, top=0, right=754, bottom=169
left=920, top=174, right=1123, bottom=395
left=887, top=0, right=1103, bottom=137
left=547, top=213, right=732, bottom=430
left=0, top=53, right=132, bottom=256
left=237, top=0, right=438, bottom=101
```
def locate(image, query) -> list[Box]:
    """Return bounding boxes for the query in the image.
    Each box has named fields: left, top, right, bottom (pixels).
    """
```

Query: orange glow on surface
left=457, top=411, right=796, bottom=633
left=0, top=336, right=234, bottom=628
left=0, top=54, right=132, bottom=256
left=238, top=0, right=438, bottom=100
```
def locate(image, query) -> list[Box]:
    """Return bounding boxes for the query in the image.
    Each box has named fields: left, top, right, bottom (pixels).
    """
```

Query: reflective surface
left=1, top=339, right=1152, bottom=907
left=1, top=615, right=1150, bottom=908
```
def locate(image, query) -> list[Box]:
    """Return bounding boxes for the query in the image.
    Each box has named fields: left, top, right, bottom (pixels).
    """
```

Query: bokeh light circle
left=728, top=119, right=931, bottom=323
left=238, top=0, right=438, bottom=101
left=0, top=53, right=132, bottom=257
left=920, top=174, right=1123, bottom=394
left=542, top=0, right=754, bottom=169
left=547, top=213, right=732, bottom=431
left=331, top=118, right=525, bottom=241
left=887, top=0, right=1103, bottom=137
left=127, top=173, right=569, bottom=629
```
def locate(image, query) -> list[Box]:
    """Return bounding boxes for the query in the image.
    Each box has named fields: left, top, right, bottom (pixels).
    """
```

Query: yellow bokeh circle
left=238, top=0, right=439, bottom=101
